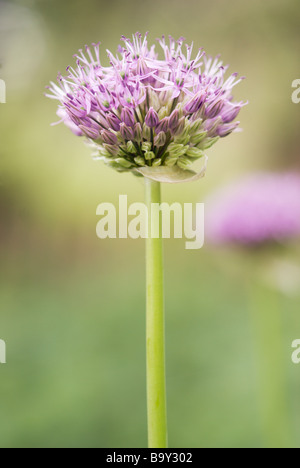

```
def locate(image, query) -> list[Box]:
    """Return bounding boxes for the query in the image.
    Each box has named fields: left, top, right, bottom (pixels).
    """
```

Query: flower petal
left=134, top=156, right=208, bottom=183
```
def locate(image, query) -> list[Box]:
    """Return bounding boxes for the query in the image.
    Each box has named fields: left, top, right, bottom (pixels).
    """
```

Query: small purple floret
left=145, top=107, right=159, bottom=128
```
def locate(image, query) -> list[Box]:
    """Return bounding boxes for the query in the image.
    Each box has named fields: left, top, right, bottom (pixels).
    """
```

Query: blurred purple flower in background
left=46, top=33, right=246, bottom=177
left=206, top=173, right=300, bottom=245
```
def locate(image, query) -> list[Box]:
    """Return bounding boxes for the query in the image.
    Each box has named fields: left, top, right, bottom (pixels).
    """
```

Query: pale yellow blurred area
left=0, top=0, right=299, bottom=448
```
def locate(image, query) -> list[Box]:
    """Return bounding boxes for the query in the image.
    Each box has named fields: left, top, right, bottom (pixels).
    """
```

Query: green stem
left=145, top=178, right=168, bottom=448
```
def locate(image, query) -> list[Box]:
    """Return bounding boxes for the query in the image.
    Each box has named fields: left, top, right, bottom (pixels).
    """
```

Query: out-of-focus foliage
left=0, top=0, right=299, bottom=448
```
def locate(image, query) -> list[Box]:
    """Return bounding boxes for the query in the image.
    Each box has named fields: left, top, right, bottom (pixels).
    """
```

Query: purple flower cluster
left=206, top=173, right=300, bottom=245
left=46, top=33, right=246, bottom=174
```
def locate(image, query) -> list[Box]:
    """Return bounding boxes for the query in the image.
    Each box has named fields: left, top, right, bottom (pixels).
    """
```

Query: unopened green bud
left=103, top=144, right=119, bottom=156
left=177, top=156, right=192, bottom=170
left=127, top=141, right=137, bottom=153
left=190, top=131, right=207, bottom=145
left=106, top=161, right=120, bottom=170
left=172, top=116, right=186, bottom=136
left=114, top=158, right=133, bottom=168
left=134, top=156, right=146, bottom=166
left=133, top=123, right=142, bottom=142
left=152, top=158, right=162, bottom=167
left=158, top=106, right=168, bottom=120
left=143, top=124, right=151, bottom=140
left=186, top=147, right=205, bottom=158
left=167, top=143, right=188, bottom=158
left=174, top=135, right=190, bottom=145
left=98, top=146, right=112, bottom=158
left=154, top=132, right=166, bottom=147
left=116, top=133, right=124, bottom=143
left=206, top=117, right=222, bottom=136
left=149, top=89, right=160, bottom=111
left=181, top=124, right=192, bottom=139
left=164, top=155, right=178, bottom=167
left=142, top=141, right=152, bottom=152
left=145, top=151, right=155, bottom=160
left=175, top=102, right=184, bottom=118
left=190, top=118, right=203, bottom=134
left=201, top=136, right=220, bottom=149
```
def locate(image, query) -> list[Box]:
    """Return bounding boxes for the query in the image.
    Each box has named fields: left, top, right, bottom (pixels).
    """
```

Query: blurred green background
left=0, top=0, right=300, bottom=448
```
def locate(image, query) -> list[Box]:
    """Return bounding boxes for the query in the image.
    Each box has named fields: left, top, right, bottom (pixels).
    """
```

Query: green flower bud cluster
left=92, top=100, right=219, bottom=174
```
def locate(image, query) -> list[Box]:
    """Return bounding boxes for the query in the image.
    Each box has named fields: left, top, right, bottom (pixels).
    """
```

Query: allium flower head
left=206, top=173, right=300, bottom=245
left=46, top=33, right=246, bottom=182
